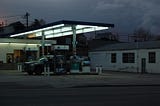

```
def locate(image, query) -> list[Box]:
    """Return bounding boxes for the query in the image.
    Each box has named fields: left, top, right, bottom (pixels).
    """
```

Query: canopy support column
left=42, top=31, right=45, bottom=56
left=72, top=25, right=77, bottom=55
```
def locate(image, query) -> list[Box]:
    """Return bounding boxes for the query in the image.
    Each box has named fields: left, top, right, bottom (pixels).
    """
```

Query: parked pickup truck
left=23, top=57, right=49, bottom=75
left=23, top=55, right=67, bottom=75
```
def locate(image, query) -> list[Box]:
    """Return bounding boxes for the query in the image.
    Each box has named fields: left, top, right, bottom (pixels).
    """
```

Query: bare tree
left=30, top=19, right=46, bottom=28
left=133, top=27, right=152, bottom=42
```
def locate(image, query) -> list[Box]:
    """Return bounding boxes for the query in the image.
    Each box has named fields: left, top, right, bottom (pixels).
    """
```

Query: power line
left=0, top=14, right=23, bottom=19
left=0, top=12, right=30, bottom=27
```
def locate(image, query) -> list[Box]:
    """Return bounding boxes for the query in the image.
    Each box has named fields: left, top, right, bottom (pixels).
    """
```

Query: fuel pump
left=54, top=55, right=66, bottom=74
left=52, top=45, right=69, bottom=74
left=70, top=55, right=81, bottom=73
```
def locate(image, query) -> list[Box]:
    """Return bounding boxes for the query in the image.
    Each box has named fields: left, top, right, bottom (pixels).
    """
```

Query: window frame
left=111, top=53, right=116, bottom=63
left=148, top=52, right=156, bottom=63
left=122, top=53, right=135, bottom=63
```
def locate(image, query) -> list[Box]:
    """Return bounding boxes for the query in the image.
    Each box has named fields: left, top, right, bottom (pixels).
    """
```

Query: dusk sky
left=0, top=0, right=160, bottom=35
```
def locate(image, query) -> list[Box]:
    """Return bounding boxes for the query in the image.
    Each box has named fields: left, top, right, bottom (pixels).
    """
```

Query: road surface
left=0, top=86, right=160, bottom=106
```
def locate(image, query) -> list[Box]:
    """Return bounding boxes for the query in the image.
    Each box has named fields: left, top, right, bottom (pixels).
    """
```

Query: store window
left=122, top=53, right=135, bottom=63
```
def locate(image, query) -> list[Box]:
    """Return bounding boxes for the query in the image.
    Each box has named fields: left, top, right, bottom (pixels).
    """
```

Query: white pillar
left=42, top=31, right=45, bottom=56
left=99, top=65, right=102, bottom=74
left=72, top=25, right=77, bottom=55
left=96, top=66, right=99, bottom=73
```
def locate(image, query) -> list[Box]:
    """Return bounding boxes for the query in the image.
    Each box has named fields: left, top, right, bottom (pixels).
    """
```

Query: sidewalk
left=0, top=70, right=160, bottom=88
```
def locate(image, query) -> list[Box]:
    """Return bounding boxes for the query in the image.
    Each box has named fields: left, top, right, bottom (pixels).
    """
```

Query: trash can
left=81, top=59, right=90, bottom=73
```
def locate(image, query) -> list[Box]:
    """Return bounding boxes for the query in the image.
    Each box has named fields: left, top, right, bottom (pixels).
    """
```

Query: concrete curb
left=71, top=84, right=160, bottom=88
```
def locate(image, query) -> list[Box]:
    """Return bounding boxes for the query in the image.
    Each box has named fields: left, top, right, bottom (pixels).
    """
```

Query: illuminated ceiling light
left=27, top=44, right=40, bottom=46
left=54, top=29, right=61, bottom=33
left=10, top=24, right=64, bottom=37
left=61, top=27, right=72, bottom=32
left=44, top=30, right=54, bottom=35
left=10, top=31, right=35, bottom=37
left=36, top=32, right=42, bottom=37
left=76, top=25, right=93, bottom=29
left=52, top=33, right=63, bottom=37
left=95, top=26, right=109, bottom=30
left=45, top=33, right=63, bottom=39
left=85, top=28, right=94, bottom=33
left=76, top=27, right=94, bottom=34
left=76, top=30, right=83, bottom=34
left=0, top=43, right=40, bottom=46
left=0, top=43, right=9, bottom=45
left=45, top=35, right=54, bottom=39
left=10, top=20, right=111, bottom=38
left=41, top=24, right=64, bottom=31
left=62, top=31, right=72, bottom=36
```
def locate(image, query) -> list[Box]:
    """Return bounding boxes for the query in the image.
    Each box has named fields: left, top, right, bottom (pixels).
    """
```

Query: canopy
left=9, top=20, right=114, bottom=56
left=10, top=20, right=114, bottom=38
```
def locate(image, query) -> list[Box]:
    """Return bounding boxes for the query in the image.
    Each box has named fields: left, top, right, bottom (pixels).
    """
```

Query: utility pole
left=25, top=12, right=30, bottom=28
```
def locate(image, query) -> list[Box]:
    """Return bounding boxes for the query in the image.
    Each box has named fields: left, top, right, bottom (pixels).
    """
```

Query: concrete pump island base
left=20, top=55, right=98, bottom=76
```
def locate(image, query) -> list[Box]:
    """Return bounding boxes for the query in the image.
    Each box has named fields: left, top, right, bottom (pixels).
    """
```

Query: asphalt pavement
left=0, top=70, right=160, bottom=88
left=1, top=70, right=160, bottom=106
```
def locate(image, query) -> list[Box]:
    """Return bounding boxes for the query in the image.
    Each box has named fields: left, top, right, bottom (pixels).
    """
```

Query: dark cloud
left=92, top=0, right=160, bottom=34
left=0, top=0, right=160, bottom=34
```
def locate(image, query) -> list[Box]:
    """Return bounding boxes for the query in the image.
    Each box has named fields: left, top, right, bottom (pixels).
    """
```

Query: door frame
left=141, top=58, right=146, bottom=74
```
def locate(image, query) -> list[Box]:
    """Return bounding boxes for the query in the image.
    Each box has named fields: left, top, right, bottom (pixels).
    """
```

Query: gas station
left=9, top=20, right=114, bottom=74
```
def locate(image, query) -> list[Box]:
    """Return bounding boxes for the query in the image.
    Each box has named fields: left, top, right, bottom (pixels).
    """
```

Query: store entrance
left=14, top=50, right=25, bottom=63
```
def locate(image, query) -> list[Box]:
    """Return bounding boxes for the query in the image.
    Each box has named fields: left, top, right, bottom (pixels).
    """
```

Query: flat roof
left=90, top=41, right=160, bottom=52
left=9, top=20, right=114, bottom=38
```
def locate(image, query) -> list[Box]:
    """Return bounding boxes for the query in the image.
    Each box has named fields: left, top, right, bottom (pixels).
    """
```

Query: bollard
left=47, top=65, right=50, bottom=76
left=96, top=66, right=98, bottom=73
left=17, top=63, right=22, bottom=72
left=99, top=65, right=102, bottom=74
left=17, top=64, right=19, bottom=71
left=20, top=64, right=22, bottom=72
left=44, top=65, right=47, bottom=76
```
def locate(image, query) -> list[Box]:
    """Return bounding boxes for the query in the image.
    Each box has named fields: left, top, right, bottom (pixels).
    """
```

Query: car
left=23, top=57, right=50, bottom=75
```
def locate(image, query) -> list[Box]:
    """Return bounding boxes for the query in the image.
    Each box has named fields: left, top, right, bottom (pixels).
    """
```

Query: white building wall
left=89, top=49, right=160, bottom=74
left=142, top=49, right=160, bottom=73
left=90, top=52, right=106, bottom=69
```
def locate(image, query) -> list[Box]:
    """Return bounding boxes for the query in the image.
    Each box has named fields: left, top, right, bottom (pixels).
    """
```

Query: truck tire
left=34, top=66, right=43, bottom=75
left=27, top=70, right=33, bottom=75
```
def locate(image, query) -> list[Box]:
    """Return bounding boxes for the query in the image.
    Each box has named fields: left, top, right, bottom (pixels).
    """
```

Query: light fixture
left=10, top=22, right=109, bottom=38
left=44, top=30, right=54, bottom=35
left=10, top=24, right=64, bottom=37
left=0, top=42, right=40, bottom=46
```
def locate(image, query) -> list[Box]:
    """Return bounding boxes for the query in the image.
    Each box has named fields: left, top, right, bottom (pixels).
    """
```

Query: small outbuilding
left=89, top=41, right=160, bottom=74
